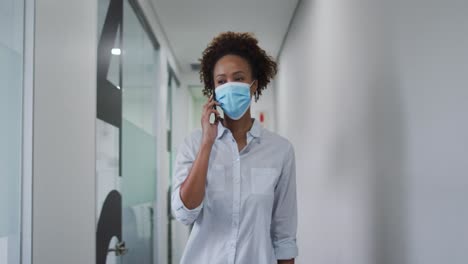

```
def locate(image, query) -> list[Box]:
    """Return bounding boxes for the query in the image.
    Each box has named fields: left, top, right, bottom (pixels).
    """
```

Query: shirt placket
left=228, top=135, right=241, bottom=264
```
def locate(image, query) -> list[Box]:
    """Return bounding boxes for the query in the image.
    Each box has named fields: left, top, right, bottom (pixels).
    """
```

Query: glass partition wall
left=96, top=0, right=160, bottom=263
left=0, top=0, right=25, bottom=263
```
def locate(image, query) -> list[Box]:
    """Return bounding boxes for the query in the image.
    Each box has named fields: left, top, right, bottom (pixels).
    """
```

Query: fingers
left=205, top=95, right=214, bottom=105
left=204, top=108, right=220, bottom=126
left=201, top=103, right=220, bottom=117
left=206, top=108, right=220, bottom=119
left=202, top=95, right=221, bottom=127
left=209, top=112, right=218, bottom=125
left=208, top=101, right=221, bottom=109
left=204, top=98, right=220, bottom=109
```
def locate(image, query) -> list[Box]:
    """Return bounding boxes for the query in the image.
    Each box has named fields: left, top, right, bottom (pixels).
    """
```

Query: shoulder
left=260, top=128, right=295, bottom=164
left=178, top=128, right=203, bottom=154
left=186, top=128, right=203, bottom=143
left=261, top=128, right=294, bottom=152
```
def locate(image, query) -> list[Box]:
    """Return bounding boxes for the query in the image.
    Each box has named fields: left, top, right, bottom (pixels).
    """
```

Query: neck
left=223, top=109, right=254, bottom=139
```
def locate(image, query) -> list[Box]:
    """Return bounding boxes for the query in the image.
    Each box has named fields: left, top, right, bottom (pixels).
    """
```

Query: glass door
left=0, top=0, right=25, bottom=263
left=121, top=0, right=159, bottom=263
left=96, top=0, right=160, bottom=263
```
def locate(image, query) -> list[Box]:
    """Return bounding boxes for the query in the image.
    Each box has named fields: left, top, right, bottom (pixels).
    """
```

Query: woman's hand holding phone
left=201, top=95, right=220, bottom=146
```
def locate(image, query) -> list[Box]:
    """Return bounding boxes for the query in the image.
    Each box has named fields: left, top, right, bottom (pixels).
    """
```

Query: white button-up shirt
left=172, top=119, right=298, bottom=264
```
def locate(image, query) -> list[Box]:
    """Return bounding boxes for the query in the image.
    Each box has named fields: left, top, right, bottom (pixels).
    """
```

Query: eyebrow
left=215, top=71, right=245, bottom=78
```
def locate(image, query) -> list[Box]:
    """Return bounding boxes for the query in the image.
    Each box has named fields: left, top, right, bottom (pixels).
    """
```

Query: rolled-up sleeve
left=171, top=132, right=203, bottom=225
left=271, top=143, right=298, bottom=260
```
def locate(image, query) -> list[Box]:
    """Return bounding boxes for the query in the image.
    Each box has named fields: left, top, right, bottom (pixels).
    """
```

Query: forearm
left=179, top=141, right=212, bottom=209
left=278, top=259, right=294, bottom=264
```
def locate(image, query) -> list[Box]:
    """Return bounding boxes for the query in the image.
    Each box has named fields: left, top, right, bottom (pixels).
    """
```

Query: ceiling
left=150, top=0, right=300, bottom=75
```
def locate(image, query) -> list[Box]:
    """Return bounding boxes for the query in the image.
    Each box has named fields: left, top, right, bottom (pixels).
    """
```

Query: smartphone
left=210, top=89, right=217, bottom=124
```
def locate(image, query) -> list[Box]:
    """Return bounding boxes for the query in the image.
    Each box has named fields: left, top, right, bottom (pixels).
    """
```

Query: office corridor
left=1, top=0, right=467, bottom=264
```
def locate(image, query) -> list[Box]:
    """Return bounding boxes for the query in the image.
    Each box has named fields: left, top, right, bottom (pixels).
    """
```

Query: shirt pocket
left=250, top=168, right=277, bottom=195
left=207, top=164, right=226, bottom=192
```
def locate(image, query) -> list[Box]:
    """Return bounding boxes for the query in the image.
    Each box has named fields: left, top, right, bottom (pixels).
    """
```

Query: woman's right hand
left=201, top=96, right=220, bottom=146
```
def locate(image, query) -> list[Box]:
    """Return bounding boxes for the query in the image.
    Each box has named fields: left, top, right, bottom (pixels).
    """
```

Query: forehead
left=213, top=54, right=252, bottom=76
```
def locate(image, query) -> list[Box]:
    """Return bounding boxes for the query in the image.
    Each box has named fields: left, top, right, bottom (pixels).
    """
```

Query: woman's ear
left=250, top=80, right=259, bottom=102
left=250, top=80, right=258, bottom=95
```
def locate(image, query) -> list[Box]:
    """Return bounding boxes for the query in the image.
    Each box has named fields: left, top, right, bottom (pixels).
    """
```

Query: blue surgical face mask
left=215, top=81, right=255, bottom=120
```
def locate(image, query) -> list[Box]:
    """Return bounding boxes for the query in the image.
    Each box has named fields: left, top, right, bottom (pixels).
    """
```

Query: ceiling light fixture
left=111, top=48, right=121, bottom=55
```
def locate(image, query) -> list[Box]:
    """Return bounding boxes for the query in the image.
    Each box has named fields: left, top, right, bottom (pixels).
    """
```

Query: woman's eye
left=235, top=77, right=244, bottom=81
left=217, top=80, right=226, bottom=84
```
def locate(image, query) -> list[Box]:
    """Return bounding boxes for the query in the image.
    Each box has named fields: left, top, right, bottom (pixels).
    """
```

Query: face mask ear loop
left=250, top=80, right=259, bottom=103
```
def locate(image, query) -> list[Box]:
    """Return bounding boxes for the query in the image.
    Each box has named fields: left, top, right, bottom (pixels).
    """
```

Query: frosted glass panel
left=0, top=0, right=24, bottom=264
left=96, top=0, right=159, bottom=263
left=121, top=0, right=159, bottom=262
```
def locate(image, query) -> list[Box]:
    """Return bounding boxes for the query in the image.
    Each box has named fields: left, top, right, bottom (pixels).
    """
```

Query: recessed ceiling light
left=111, top=48, right=121, bottom=55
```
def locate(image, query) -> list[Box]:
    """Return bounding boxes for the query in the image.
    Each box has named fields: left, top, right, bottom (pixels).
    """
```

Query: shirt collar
left=248, top=118, right=262, bottom=138
left=216, top=121, right=229, bottom=139
left=216, top=118, right=262, bottom=140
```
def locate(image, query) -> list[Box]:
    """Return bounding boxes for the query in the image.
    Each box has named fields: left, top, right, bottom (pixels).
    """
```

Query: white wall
left=391, top=1, right=468, bottom=263
left=32, top=0, right=97, bottom=263
left=251, top=82, right=276, bottom=131
left=276, top=0, right=468, bottom=264
left=277, top=0, right=386, bottom=263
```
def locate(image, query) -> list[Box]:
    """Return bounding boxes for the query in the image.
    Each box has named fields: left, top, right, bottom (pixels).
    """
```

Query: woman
left=172, top=32, right=298, bottom=264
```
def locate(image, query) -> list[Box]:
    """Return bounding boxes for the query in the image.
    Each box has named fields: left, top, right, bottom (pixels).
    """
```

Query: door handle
left=108, top=241, right=128, bottom=256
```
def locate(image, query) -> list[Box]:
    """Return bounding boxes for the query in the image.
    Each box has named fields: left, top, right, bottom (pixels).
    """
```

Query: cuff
left=172, top=187, right=203, bottom=225
left=274, top=238, right=298, bottom=260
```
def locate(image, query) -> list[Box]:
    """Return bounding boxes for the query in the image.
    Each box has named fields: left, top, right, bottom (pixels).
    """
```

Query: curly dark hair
left=199, top=31, right=278, bottom=98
